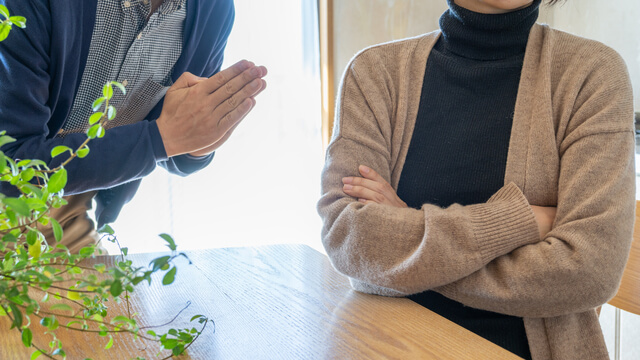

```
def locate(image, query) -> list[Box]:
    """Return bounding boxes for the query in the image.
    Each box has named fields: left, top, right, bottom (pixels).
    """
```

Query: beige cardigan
left=318, top=24, right=635, bottom=360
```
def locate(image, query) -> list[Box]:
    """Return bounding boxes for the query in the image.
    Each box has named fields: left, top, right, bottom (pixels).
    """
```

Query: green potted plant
left=0, top=6, right=210, bottom=359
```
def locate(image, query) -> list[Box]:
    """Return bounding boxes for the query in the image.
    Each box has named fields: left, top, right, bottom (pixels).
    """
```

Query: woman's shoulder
left=346, top=31, right=440, bottom=75
left=537, top=24, right=628, bottom=73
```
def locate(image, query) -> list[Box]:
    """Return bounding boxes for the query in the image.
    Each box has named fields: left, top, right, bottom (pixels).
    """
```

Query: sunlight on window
left=105, top=0, right=324, bottom=254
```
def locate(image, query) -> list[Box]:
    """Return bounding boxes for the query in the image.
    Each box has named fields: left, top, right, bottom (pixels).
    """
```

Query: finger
left=342, top=183, right=386, bottom=204
left=359, top=165, right=388, bottom=185
left=189, top=122, right=241, bottom=156
left=209, top=66, right=267, bottom=109
left=199, top=60, right=256, bottom=94
left=220, top=78, right=267, bottom=114
left=216, top=97, right=256, bottom=130
left=343, top=176, right=385, bottom=194
left=358, top=165, right=399, bottom=201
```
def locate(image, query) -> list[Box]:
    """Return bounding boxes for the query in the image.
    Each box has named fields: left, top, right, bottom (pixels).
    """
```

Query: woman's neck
left=438, top=0, right=541, bottom=60
left=453, top=0, right=535, bottom=14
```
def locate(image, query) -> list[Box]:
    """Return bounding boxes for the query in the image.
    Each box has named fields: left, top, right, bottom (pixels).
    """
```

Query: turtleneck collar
left=439, top=0, right=541, bottom=60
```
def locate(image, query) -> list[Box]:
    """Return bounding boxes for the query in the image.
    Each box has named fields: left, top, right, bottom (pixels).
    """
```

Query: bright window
left=105, top=0, right=324, bottom=254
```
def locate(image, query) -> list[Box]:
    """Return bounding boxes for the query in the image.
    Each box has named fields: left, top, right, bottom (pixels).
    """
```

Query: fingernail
left=343, top=184, right=353, bottom=190
left=251, top=67, right=260, bottom=76
left=358, top=198, right=367, bottom=203
left=359, top=165, right=370, bottom=174
left=342, top=177, right=352, bottom=184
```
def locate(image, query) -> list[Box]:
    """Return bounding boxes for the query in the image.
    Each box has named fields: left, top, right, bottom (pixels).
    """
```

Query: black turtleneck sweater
left=396, top=1, right=541, bottom=358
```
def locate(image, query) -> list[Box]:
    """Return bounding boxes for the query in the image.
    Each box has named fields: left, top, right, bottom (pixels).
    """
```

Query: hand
left=156, top=60, right=268, bottom=157
left=342, top=165, right=407, bottom=208
left=531, top=205, right=556, bottom=239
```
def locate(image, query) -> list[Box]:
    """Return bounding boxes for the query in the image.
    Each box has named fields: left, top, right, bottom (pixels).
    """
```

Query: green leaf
left=190, top=315, right=204, bottom=322
left=104, top=336, right=114, bottom=350
left=9, top=303, right=22, bottom=329
left=162, top=266, right=177, bottom=285
left=172, top=344, right=185, bottom=356
left=0, top=23, right=11, bottom=42
left=102, top=83, right=114, bottom=100
left=87, top=124, right=101, bottom=139
left=0, top=5, right=9, bottom=18
left=92, top=97, right=106, bottom=111
left=3, top=197, right=30, bottom=216
left=121, top=247, right=128, bottom=256
left=50, top=304, right=73, bottom=312
left=88, top=112, right=104, bottom=125
left=0, top=151, right=6, bottom=173
left=51, top=145, right=72, bottom=158
left=0, top=133, right=17, bottom=148
left=98, top=224, right=115, bottom=235
left=110, top=280, right=123, bottom=297
left=50, top=218, right=63, bottom=243
left=107, top=105, right=116, bottom=121
left=19, top=167, right=35, bottom=182
left=159, top=233, right=177, bottom=251
left=161, top=338, right=179, bottom=350
left=22, top=184, right=43, bottom=198
left=77, top=146, right=90, bottom=158
left=22, top=328, right=33, bottom=347
left=3, top=232, right=18, bottom=243
left=48, top=168, right=67, bottom=193
left=26, top=230, right=38, bottom=246
left=79, top=246, right=95, bottom=257
left=30, top=350, right=43, bottom=360
left=112, top=81, right=127, bottom=95
left=51, top=349, right=65, bottom=357
left=9, top=16, right=26, bottom=28
left=149, top=255, right=171, bottom=271
left=41, top=317, right=59, bottom=331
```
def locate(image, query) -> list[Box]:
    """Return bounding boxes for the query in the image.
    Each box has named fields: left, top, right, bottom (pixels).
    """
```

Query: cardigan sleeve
left=317, top=52, right=541, bottom=296
left=435, top=49, right=636, bottom=318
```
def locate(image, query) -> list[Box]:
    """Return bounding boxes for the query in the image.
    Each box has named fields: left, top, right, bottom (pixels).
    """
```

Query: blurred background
left=105, top=1, right=639, bottom=358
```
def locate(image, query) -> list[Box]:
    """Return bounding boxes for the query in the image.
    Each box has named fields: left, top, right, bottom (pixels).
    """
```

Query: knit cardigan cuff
left=467, top=182, right=540, bottom=264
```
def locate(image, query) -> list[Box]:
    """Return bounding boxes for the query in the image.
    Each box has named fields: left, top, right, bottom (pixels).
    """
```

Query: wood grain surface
left=608, top=201, right=640, bottom=316
left=0, top=244, right=522, bottom=359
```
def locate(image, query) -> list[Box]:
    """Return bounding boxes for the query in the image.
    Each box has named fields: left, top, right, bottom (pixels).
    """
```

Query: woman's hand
left=531, top=205, right=557, bottom=240
left=342, top=165, right=408, bottom=208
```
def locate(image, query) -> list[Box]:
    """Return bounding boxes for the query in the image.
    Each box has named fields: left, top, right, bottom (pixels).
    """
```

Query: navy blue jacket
left=0, top=0, right=235, bottom=226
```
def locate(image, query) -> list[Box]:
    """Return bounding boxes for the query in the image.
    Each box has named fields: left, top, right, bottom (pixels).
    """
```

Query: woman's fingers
left=342, top=165, right=407, bottom=208
left=343, top=179, right=387, bottom=204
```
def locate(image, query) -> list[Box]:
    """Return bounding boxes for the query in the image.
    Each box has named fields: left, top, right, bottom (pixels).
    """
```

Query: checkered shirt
left=60, top=0, right=187, bottom=136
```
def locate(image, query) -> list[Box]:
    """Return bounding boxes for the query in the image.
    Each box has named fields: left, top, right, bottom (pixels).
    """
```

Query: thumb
left=172, top=72, right=206, bottom=89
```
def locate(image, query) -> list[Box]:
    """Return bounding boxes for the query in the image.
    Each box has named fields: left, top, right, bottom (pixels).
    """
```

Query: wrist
left=155, top=117, right=178, bottom=157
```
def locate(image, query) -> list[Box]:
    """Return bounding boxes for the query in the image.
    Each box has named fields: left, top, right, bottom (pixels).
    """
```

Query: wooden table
left=1, top=244, right=522, bottom=359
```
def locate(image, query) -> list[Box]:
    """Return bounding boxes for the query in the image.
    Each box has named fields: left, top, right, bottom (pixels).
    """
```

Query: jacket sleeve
left=435, top=50, right=636, bottom=318
left=317, top=52, right=541, bottom=296
left=0, top=0, right=169, bottom=195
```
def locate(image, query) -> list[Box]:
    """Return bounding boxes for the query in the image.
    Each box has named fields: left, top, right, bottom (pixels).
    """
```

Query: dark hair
left=545, top=0, right=565, bottom=5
